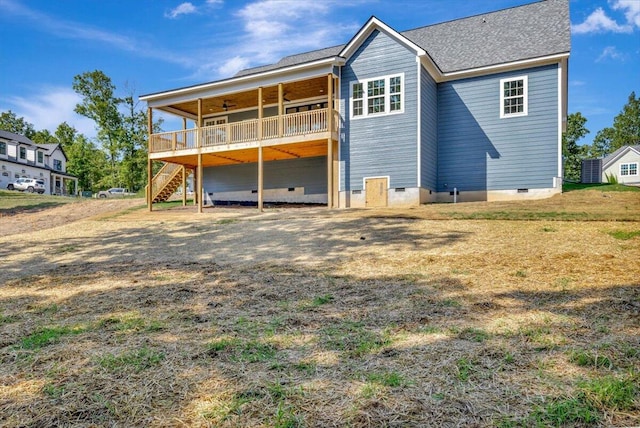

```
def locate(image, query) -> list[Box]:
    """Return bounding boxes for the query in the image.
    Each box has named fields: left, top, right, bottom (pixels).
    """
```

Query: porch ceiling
left=164, top=76, right=329, bottom=117
left=153, top=140, right=328, bottom=168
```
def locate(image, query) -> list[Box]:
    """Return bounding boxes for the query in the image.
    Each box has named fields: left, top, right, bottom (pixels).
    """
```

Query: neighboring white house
left=0, top=130, right=78, bottom=195
left=602, top=145, right=640, bottom=185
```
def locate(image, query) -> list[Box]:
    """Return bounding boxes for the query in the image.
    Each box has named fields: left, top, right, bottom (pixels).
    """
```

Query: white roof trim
left=438, top=53, right=570, bottom=82
left=141, top=57, right=344, bottom=102
left=339, top=16, right=427, bottom=60
left=603, top=146, right=640, bottom=169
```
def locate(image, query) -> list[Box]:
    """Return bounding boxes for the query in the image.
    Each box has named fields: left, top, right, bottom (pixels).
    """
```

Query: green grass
left=18, top=326, right=86, bottom=350
left=206, top=338, right=278, bottom=363
left=365, top=371, right=410, bottom=388
left=569, top=350, right=612, bottom=369
left=153, top=199, right=195, bottom=210
left=562, top=182, right=640, bottom=193
left=607, top=230, right=640, bottom=240
left=529, top=396, right=600, bottom=426
left=580, top=375, right=638, bottom=411
left=455, top=357, right=474, bottom=382
left=458, top=327, right=490, bottom=343
left=98, top=315, right=165, bottom=333
left=98, top=347, right=165, bottom=372
left=321, top=321, right=392, bottom=357
left=0, top=189, right=77, bottom=213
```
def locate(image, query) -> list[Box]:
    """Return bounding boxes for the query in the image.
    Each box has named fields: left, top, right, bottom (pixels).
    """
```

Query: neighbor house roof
left=0, top=131, right=69, bottom=160
left=603, top=145, right=640, bottom=169
left=38, top=143, right=68, bottom=160
left=0, top=130, right=35, bottom=146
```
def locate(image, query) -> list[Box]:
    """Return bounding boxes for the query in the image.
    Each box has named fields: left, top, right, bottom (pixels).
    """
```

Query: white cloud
left=2, top=87, right=97, bottom=138
left=217, top=56, right=251, bottom=76
left=206, top=0, right=223, bottom=4
left=165, top=2, right=198, bottom=19
left=596, top=45, right=625, bottom=62
left=571, top=7, right=632, bottom=34
left=611, top=0, right=640, bottom=28
left=204, top=0, right=360, bottom=78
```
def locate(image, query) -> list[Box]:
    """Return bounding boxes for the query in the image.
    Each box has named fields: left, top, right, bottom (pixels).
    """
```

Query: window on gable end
left=500, top=75, right=528, bottom=118
left=367, top=79, right=385, bottom=114
left=620, top=162, right=638, bottom=176
left=350, top=74, right=404, bottom=119
left=352, top=83, right=364, bottom=116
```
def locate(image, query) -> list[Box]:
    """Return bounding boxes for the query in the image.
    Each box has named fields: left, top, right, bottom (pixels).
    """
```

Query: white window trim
left=500, top=75, right=528, bottom=119
left=349, top=73, right=405, bottom=119
left=620, top=162, right=638, bottom=176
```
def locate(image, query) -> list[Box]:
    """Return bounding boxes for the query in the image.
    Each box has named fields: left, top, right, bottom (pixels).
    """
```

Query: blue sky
left=0, top=0, right=638, bottom=145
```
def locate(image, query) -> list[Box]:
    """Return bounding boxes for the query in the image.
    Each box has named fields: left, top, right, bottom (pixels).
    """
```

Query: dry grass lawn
left=0, top=189, right=639, bottom=427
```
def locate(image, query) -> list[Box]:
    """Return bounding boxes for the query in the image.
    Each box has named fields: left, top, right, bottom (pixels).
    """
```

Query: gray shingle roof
left=234, top=45, right=344, bottom=77
left=234, top=0, right=569, bottom=78
left=402, top=0, right=570, bottom=73
left=0, top=130, right=34, bottom=145
left=603, top=145, right=640, bottom=167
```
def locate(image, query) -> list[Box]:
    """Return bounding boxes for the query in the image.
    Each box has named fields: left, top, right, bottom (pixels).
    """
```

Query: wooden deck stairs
left=150, top=162, right=191, bottom=203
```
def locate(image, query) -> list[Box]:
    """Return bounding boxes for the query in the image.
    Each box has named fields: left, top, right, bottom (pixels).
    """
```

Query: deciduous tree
left=562, top=112, right=589, bottom=181
left=0, top=110, right=35, bottom=138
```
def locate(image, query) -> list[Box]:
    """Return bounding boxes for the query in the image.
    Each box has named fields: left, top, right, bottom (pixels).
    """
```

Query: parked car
left=95, top=188, right=135, bottom=198
left=6, top=178, right=46, bottom=194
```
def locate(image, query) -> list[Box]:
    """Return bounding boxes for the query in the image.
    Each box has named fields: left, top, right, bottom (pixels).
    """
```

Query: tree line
left=0, top=70, right=162, bottom=193
left=563, top=91, right=640, bottom=181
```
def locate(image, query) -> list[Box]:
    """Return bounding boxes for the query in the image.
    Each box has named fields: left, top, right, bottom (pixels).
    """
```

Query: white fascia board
left=141, top=58, right=343, bottom=107
left=438, top=53, right=570, bottom=82
left=603, top=147, right=639, bottom=169
left=339, top=16, right=427, bottom=60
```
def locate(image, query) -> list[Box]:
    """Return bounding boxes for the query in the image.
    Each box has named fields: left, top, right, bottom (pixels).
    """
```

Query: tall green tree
left=65, top=134, right=108, bottom=192
left=562, top=112, right=590, bottom=181
left=31, top=129, right=58, bottom=144
left=72, top=70, right=123, bottom=187
left=54, top=122, right=78, bottom=149
left=0, top=110, right=35, bottom=138
left=590, top=92, right=640, bottom=157
left=119, top=93, right=149, bottom=191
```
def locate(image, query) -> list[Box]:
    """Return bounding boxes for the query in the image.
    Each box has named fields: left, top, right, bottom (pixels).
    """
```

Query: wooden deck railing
left=150, top=108, right=338, bottom=154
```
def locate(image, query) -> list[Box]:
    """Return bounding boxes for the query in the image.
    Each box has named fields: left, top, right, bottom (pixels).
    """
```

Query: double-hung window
left=500, top=75, right=528, bottom=118
left=620, top=162, right=638, bottom=176
left=54, top=159, right=62, bottom=171
left=19, top=147, right=26, bottom=160
left=351, top=73, right=404, bottom=119
left=0, top=142, right=6, bottom=155
left=37, top=151, right=43, bottom=163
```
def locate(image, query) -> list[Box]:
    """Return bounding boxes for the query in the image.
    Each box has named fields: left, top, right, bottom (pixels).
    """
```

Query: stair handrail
left=151, top=162, right=183, bottom=201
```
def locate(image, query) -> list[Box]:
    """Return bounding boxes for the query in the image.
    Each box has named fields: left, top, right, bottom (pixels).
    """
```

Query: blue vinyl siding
left=203, top=156, right=326, bottom=195
left=340, top=30, right=418, bottom=190
left=437, top=65, right=559, bottom=191
left=420, top=66, right=437, bottom=189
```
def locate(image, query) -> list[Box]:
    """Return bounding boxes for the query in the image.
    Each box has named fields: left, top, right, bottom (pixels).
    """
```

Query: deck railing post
left=326, top=74, right=334, bottom=209
left=147, top=107, right=153, bottom=211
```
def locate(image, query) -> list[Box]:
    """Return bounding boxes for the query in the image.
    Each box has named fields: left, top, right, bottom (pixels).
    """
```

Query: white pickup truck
left=95, top=188, right=136, bottom=198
